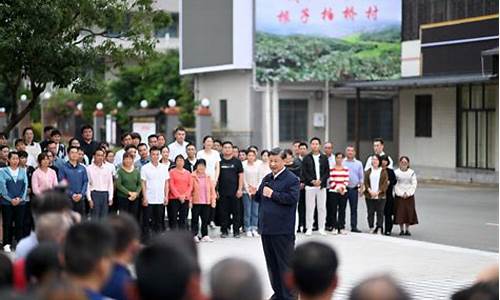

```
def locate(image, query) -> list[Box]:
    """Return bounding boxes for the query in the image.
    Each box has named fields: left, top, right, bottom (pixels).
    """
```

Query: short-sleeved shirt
left=218, top=157, right=243, bottom=196
left=140, top=162, right=170, bottom=204
left=197, top=149, right=221, bottom=180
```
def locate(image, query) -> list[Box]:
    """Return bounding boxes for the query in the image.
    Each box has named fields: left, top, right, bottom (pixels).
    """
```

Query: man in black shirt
left=217, top=141, right=244, bottom=238
left=0, top=145, right=9, bottom=168
left=78, top=125, right=100, bottom=161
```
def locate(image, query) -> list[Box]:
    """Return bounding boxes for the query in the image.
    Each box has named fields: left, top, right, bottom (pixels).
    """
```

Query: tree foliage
left=0, top=0, right=170, bottom=134
left=109, top=50, right=195, bottom=128
left=255, top=27, right=401, bottom=83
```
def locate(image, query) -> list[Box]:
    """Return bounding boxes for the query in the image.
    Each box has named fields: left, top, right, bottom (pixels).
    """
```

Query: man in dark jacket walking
left=255, top=148, right=300, bottom=300
left=301, top=137, right=330, bottom=236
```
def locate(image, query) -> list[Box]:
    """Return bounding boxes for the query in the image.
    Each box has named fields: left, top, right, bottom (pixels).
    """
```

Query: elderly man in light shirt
left=343, top=145, right=364, bottom=233
left=168, top=127, right=189, bottom=161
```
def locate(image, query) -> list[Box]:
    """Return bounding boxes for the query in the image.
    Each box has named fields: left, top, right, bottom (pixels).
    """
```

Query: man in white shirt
left=168, top=127, right=189, bottom=161
left=114, top=133, right=133, bottom=167
left=86, top=148, right=114, bottom=219
left=365, top=138, right=393, bottom=170
left=141, top=146, right=169, bottom=239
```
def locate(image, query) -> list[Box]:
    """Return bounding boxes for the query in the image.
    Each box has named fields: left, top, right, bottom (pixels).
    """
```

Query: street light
left=0, top=107, right=5, bottom=113
left=41, top=91, right=51, bottom=127
left=117, top=101, right=123, bottom=109
left=77, top=103, right=83, bottom=111
left=201, top=98, right=210, bottom=108
left=96, top=102, right=104, bottom=110
left=168, top=99, right=176, bottom=108
left=20, top=94, right=28, bottom=102
left=140, top=99, right=148, bottom=108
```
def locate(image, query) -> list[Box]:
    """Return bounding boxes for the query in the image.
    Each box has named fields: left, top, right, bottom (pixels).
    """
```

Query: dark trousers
left=90, top=191, right=109, bottom=220
left=142, top=204, right=165, bottom=238
left=167, top=199, right=189, bottom=230
left=2, top=204, right=25, bottom=246
left=117, top=195, right=140, bottom=221
left=346, top=187, right=359, bottom=230
left=219, top=195, right=241, bottom=234
left=366, top=198, right=386, bottom=229
left=71, top=196, right=86, bottom=217
left=261, top=234, right=296, bottom=300
left=297, top=188, right=306, bottom=230
left=326, top=192, right=348, bottom=230
left=384, top=195, right=395, bottom=234
left=191, top=204, right=211, bottom=237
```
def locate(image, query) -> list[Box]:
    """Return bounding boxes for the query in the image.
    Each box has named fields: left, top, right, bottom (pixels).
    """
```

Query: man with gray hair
left=210, top=258, right=262, bottom=300
left=348, top=275, right=411, bottom=300
left=35, top=213, right=72, bottom=245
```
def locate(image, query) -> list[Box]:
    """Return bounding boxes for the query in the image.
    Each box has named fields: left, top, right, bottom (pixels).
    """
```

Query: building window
left=220, top=99, right=227, bottom=128
left=415, top=95, right=432, bottom=137
left=457, top=83, right=497, bottom=169
left=347, top=99, right=393, bottom=141
left=279, top=99, right=308, bottom=142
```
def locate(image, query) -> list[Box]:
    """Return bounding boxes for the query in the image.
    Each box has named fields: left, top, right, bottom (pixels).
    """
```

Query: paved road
left=354, top=183, right=499, bottom=252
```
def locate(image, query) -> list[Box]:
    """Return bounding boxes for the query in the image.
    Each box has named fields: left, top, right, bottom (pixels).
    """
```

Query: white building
left=181, top=0, right=498, bottom=183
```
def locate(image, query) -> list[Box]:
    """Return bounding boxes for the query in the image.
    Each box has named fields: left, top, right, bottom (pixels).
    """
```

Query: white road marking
left=485, top=223, right=499, bottom=226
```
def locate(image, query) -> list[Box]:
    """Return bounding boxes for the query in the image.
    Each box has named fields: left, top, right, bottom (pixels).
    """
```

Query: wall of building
left=401, top=40, right=421, bottom=77
left=329, top=97, right=399, bottom=164
left=399, top=87, right=457, bottom=168
left=196, top=70, right=254, bottom=147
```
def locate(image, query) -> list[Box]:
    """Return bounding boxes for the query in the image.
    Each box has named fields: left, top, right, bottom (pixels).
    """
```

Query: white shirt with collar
left=168, top=141, right=188, bottom=161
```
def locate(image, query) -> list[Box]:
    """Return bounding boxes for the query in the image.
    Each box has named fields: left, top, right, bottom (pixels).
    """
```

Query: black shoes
left=221, top=232, right=228, bottom=238
left=325, top=226, right=334, bottom=232
left=405, top=230, right=411, bottom=236
left=399, top=231, right=405, bottom=236
left=351, top=228, right=361, bottom=233
left=233, top=233, right=241, bottom=239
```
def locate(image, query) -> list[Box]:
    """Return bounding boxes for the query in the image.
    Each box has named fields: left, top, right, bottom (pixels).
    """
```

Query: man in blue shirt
left=58, top=146, right=88, bottom=216
left=102, top=214, right=141, bottom=300
left=255, top=148, right=300, bottom=300
left=343, top=146, right=364, bottom=233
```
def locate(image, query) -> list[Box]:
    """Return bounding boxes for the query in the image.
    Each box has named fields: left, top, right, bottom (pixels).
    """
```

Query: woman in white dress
left=394, top=156, right=419, bottom=236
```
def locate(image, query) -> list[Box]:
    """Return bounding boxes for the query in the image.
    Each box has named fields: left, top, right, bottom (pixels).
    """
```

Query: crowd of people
left=0, top=125, right=496, bottom=300
left=0, top=202, right=495, bottom=300
left=0, top=125, right=419, bottom=250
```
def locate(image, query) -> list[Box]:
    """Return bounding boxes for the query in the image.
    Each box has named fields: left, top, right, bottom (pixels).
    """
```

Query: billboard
left=180, top=0, right=252, bottom=75
left=255, top=0, right=402, bottom=82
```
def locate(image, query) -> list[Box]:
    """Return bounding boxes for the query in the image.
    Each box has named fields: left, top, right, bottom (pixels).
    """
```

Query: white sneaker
left=339, top=229, right=348, bottom=235
left=319, top=230, right=327, bottom=236
left=210, top=221, right=216, bottom=229
left=305, top=229, right=313, bottom=236
left=252, top=230, right=260, bottom=237
left=201, top=236, right=214, bottom=242
left=3, top=244, right=11, bottom=252
left=193, top=236, right=200, bottom=243
left=331, top=230, right=338, bottom=235
left=246, top=231, right=253, bottom=237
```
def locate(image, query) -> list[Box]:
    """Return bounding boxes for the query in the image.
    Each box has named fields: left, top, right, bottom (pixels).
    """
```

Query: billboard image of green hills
left=255, top=0, right=402, bottom=83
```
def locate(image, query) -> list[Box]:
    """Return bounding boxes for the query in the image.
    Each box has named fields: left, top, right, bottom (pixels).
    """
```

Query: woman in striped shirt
left=327, top=152, right=350, bottom=235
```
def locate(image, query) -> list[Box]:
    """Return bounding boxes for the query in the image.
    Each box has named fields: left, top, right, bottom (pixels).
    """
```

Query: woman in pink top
left=168, top=155, right=193, bottom=230
left=190, top=159, right=216, bottom=242
left=32, top=152, right=58, bottom=196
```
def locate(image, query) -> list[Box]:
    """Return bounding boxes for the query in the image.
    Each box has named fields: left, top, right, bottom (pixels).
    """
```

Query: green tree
left=0, top=0, right=170, bottom=134
left=109, top=50, right=195, bottom=129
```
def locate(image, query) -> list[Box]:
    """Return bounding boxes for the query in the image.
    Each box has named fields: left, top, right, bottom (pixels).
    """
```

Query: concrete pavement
left=198, top=232, right=498, bottom=300
left=198, top=183, right=499, bottom=299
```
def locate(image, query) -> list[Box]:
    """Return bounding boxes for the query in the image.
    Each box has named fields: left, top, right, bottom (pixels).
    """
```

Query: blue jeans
left=346, top=187, right=359, bottom=230
left=242, top=193, right=259, bottom=231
